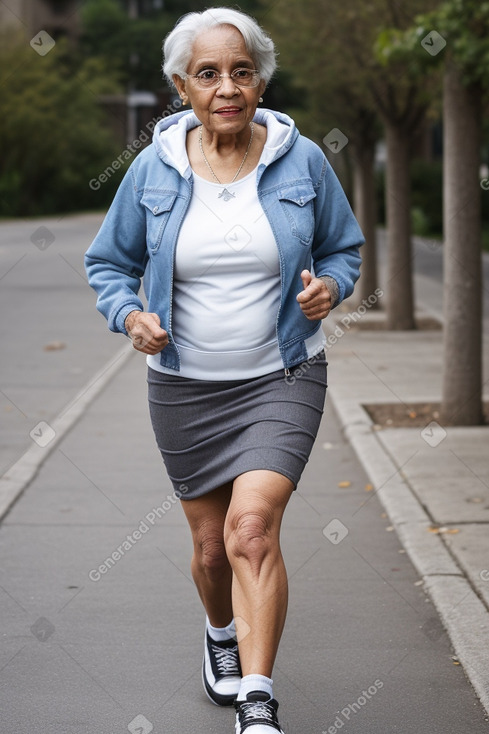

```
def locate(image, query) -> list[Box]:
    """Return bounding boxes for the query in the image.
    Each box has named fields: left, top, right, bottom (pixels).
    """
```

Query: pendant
left=218, top=188, right=236, bottom=202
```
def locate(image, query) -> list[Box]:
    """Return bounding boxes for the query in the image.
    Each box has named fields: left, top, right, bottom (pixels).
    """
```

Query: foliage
left=376, top=0, right=489, bottom=87
left=0, top=34, right=124, bottom=216
left=80, top=0, right=268, bottom=93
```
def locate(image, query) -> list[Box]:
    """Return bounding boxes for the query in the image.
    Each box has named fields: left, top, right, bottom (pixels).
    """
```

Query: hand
left=125, top=311, right=169, bottom=355
left=296, top=270, right=332, bottom=320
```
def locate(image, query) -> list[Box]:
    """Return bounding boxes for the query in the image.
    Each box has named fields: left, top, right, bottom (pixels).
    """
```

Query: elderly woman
left=85, top=7, right=363, bottom=733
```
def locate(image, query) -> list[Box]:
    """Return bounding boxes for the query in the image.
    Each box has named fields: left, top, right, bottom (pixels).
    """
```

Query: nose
left=217, top=75, right=240, bottom=97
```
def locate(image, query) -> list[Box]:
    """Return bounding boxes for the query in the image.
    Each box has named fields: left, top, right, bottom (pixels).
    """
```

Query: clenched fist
left=125, top=311, right=169, bottom=355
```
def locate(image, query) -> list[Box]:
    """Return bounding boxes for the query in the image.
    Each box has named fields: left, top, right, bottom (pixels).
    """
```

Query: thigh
left=224, top=470, right=295, bottom=540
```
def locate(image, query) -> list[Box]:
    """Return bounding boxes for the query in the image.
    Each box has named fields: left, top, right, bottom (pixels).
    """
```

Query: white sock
left=237, top=674, right=273, bottom=701
left=206, top=616, right=236, bottom=642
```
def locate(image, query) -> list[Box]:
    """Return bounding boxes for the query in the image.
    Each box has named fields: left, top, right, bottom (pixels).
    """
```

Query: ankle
left=237, top=673, right=273, bottom=701
left=206, top=616, right=236, bottom=642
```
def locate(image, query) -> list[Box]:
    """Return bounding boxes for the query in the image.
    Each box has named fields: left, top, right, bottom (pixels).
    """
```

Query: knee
left=225, top=510, right=274, bottom=568
left=194, top=527, right=228, bottom=576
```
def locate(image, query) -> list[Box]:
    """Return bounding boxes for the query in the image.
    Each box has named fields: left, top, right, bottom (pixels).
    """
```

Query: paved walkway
left=1, top=216, right=488, bottom=732
left=324, top=232, right=489, bottom=716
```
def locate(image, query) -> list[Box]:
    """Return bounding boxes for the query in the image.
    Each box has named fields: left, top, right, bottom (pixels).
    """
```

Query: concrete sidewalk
left=1, top=350, right=488, bottom=733
left=324, top=280, right=489, bottom=717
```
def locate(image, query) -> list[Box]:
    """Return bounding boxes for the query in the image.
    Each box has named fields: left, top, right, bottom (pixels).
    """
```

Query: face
left=174, top=25, right=266, bottom=136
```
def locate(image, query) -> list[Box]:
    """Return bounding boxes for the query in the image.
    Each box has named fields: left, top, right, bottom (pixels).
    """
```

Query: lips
left=214, top=107, right=242, bottom=115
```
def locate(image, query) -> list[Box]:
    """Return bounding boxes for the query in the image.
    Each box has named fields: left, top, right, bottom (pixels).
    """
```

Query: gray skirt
left=147, top=352, right=327, bottom=500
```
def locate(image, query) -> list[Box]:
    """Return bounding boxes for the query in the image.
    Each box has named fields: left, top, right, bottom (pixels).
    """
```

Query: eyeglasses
left=186, top=68, right=261, bottom=89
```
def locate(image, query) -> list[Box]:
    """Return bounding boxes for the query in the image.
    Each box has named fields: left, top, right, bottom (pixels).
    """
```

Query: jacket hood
left=152, top=108, right=299, bottom=178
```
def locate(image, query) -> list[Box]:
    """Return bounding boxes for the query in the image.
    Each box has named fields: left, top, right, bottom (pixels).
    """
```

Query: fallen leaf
left=386, top=526, right=394, bottom=532
left=428, top=526, right=460, bottom=535
left=44, top=341, right=66, bottom=351
left=338, top=480, right=351, bottom=488
left=408, top=410, right=417, bottom=419
left=365, top=483, right=374, bottom=492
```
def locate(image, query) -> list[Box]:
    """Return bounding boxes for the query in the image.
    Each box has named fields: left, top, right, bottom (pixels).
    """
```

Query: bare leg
left=224, top=470, right=294, bottom=677
left=180, top=481, right=234, bottom=627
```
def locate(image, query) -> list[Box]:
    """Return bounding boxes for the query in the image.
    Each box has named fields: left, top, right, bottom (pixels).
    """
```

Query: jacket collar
left=152, top=108, right=299, bottom=178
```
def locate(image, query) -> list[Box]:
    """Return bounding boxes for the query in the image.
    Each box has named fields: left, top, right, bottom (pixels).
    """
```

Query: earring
left=181, top=96, right=188, bottom=105
left=259, top=97, right=263, bottom=103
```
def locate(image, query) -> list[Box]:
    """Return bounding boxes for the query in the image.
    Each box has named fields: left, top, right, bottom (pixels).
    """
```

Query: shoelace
left=211, top=643, right=241, bottom=676
left=239, top=700, right=278, bottom=726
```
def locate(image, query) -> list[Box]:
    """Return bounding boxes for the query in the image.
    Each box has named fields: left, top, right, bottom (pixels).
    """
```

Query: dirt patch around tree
left=363, top=402, right=489, bottom=428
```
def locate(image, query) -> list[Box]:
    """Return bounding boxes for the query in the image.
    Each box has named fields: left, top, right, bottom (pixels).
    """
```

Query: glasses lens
left=196, top=70, right=220, bottom=87
left=231, top=69, right=257, bottom=86
left=193, top=69, right=259, bottom=88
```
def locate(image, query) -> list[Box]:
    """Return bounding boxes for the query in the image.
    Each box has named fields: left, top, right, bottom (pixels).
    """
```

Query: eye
left=233, top=68, right=252, bottom=80
left=197, top=70, right=219, bottom=81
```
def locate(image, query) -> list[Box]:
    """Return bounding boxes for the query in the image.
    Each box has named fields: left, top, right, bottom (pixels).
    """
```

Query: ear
left=258, top=79, right=267, bottom=98
left=173, top=74, right=188, bottom=103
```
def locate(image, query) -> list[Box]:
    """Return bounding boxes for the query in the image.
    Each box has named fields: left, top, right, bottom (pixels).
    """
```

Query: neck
left=201, top=124, right=252, bottom=155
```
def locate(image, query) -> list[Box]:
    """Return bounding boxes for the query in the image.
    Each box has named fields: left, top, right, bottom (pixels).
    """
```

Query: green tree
left=422, top=0, right=488, bottom=425
left=0, top=34, right=123, bottom=216
left=383, top=0, right=489, bottom=424
left=265, top=1, right=441, bottom=324
left=263, top=1, right=382, bottom=305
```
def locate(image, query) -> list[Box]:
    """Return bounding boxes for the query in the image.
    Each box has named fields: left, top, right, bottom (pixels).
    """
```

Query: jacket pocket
left=277, top=182, right=316, bottom=246
left=141, top=191, right=177, bottom=252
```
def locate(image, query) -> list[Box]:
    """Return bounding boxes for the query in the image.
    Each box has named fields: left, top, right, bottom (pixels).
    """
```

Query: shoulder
left=129, top=143, right=180, bottom=192
left=277, top=133, right=327, bottom=187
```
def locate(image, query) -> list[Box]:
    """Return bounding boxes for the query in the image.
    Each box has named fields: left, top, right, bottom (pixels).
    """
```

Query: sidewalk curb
left=327, top=389, right=489, bottom=717
left=0, top=342, right=135, bottom=522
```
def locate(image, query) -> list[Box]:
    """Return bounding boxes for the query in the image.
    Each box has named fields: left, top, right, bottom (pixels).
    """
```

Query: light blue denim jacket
left=85, top=109, right=364, bottom=372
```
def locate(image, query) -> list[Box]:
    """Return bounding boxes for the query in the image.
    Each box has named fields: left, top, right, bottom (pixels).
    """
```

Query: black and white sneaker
left=235, top=691, right=285, bottom=733
left=202, top=628, right=242, bottom=706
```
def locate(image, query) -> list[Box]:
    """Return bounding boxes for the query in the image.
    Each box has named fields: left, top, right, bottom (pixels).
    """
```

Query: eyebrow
left=191, top=59, right=255, bottom=72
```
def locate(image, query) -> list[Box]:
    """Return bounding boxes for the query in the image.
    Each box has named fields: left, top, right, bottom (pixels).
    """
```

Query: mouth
left=214, top=107, right=242, bottom=116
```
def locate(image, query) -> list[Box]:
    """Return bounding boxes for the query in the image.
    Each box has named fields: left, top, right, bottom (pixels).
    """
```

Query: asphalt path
left=0, top=215, right=488, bottom=732
left=0, top=213, right=112, bottom=475
left=1, top=353, right=487, bottom=733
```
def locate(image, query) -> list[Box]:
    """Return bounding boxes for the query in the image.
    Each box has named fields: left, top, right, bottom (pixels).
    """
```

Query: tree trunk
left=441, top=63, right=483, bottom=425
left=353, top=141, right=379, bottom=306
left=385, top=123, right=416, bottom=330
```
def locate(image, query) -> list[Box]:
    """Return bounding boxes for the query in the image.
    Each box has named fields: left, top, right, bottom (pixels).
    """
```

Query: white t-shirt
left=147, top=167, right=324, bottom=380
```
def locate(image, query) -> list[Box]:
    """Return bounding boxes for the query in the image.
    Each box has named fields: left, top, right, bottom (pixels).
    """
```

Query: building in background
left=0, top=0, right=173, bottom=148
left=0, top=0, right=80, bottom=41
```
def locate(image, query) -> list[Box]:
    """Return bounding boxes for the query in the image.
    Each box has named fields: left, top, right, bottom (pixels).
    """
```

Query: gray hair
left=163, top=7, right=277, bottom=87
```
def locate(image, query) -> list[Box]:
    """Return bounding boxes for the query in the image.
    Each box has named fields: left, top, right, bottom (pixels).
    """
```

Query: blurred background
left=0, top=0, right=488, bottom=424
left=0, top=0, right=486, bottom=230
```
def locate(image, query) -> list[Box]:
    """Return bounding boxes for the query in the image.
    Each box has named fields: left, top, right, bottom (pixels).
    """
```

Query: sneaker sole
left=202, top=657, right=238, bottom=707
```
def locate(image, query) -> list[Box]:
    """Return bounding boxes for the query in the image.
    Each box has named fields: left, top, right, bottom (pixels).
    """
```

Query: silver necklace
left=198, top=122, right=254, bottom=202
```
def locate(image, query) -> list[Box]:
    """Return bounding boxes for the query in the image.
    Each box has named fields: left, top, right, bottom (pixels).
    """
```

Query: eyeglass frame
left=184, top=68, right=262, bottom=89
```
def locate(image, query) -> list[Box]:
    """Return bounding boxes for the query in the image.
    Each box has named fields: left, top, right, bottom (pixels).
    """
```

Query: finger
left=297, top=277, right=324, bottom=304
left=131, top=322, right=168, bottom=351
left=300, top=269, right=312, bottom=291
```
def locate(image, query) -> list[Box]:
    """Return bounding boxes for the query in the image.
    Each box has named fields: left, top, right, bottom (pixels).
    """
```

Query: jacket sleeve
left=84, top=164, right=149, bottom=335
left=311, top=156, right=364, bottom=305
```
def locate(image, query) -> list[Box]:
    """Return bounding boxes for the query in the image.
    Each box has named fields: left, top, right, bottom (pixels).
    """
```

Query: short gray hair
left=163, top=7, right=277, bottom=87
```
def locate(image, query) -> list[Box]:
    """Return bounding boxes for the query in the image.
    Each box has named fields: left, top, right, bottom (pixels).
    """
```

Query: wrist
left=124, top=309, right=142, bottom=332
